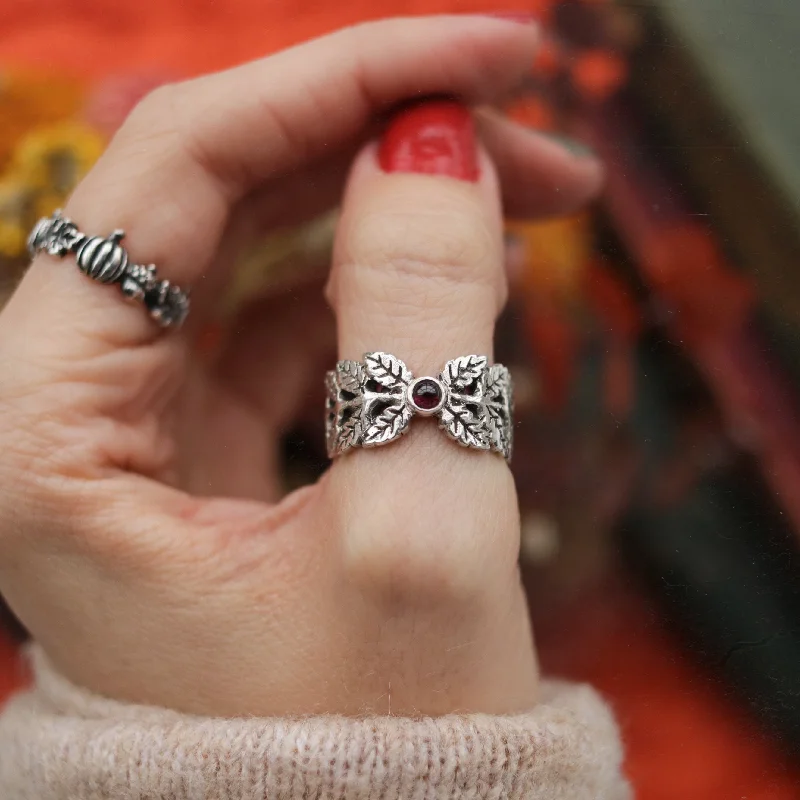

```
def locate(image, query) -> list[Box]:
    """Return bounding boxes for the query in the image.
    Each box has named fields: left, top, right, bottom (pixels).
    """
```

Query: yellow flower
left=0, top=123, right=106, bottom=259
left=0, top=221, right=25, bottom=259
left=0, top=72, right=85, bottom=171
left=0, top=177, right=30, bottom=258
left=10, top=123, right=105, bottom=192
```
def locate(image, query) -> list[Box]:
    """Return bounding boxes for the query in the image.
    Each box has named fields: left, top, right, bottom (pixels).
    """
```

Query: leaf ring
left=325, top=352, right=513, bottom=461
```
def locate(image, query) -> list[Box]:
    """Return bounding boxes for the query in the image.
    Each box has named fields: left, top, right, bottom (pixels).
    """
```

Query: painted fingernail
left=542, top=132, right=597, bottom=159
left=483, top=11, right=538, bottom=24
left=378, top=100, right=479, bottom=182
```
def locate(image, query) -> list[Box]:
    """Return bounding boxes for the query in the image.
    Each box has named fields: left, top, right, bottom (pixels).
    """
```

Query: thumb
left=331, top=99, right=506, bottom=370
left=325, top=100, right=523, bottom=602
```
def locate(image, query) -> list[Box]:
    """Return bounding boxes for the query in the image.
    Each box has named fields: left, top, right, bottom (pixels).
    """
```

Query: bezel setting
left=407, top=376, right=447, bottom=416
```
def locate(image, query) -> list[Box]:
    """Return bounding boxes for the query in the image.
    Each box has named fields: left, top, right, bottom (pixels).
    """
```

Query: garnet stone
left=410, top=377, right=444, bottom=414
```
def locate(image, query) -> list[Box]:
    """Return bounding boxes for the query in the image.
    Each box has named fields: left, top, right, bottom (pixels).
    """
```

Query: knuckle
left=333, top=459, right=520, bottom=607
left=109, top=84, right=186, bottom=176
left=124, top=82, right=183, bottom=132
left=120, top=78, right=238, bottom=195
left=0, top=383, right=108, bottom=546
left=0, top=447, right=91, bottom=558
left=0, top=406, right=91, bottom=496
left=340, top=199, right=501, bottom=292
left=345, top=520, right=467, bottom=606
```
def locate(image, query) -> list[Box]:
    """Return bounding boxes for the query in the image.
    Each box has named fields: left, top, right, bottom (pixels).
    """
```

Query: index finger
left=5, top=15, right=538, bottom=351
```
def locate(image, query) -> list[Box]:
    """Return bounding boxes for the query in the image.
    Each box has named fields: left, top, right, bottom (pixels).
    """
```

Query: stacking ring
left=28, top=210, right=190, bottom=329
left=326, top=352, right=513, bottom=461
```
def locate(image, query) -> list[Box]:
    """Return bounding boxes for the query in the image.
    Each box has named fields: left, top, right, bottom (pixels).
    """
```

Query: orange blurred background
left=2, top=2, right=799, bottom=798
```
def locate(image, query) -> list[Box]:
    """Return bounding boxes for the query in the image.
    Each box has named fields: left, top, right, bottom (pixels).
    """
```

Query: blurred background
left=1, top=1, right=799, bottom=797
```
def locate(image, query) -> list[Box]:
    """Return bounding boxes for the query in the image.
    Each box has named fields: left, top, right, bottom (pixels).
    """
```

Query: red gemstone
left=412, top=379, right=442, bottom=410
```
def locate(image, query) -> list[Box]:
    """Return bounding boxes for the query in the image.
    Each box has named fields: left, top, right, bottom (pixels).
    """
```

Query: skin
left=0, top=16, right=602, bottom=718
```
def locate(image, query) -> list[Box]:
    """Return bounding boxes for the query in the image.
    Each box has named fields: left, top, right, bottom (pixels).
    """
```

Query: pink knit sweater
left=0, top=646, right=630, bottom=799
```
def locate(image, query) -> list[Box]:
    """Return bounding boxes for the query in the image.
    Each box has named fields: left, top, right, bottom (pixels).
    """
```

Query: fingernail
left=483, top=11, right=538, bottom=24
left=378, top=100, right=479, bottom=182
left=542, top=132, right=596, bottom=159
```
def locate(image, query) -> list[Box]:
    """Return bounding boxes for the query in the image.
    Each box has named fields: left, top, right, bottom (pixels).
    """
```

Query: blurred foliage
left=0, top=121, right=105, bottom=260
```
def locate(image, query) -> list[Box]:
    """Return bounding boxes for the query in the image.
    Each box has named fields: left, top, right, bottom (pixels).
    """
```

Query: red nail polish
left=378, top=100, right=479, bottom=182
left=483, top=11, right=537, bottom=24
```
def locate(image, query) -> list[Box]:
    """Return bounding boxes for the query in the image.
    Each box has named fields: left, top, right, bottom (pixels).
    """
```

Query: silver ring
left=326, top=352, right=513, bottom=461
left=27, top=210, right=190, bottom=329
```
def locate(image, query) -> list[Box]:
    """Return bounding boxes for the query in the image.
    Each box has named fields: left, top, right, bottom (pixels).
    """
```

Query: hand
left=0, top=16, right=601, bottom=717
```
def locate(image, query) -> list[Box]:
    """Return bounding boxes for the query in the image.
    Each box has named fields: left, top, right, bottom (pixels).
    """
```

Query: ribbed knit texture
left=0, top=646, right=630, bottom=799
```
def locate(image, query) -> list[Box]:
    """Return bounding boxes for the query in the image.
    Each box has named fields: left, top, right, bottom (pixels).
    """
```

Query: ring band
left=27, top=210, right=190, bottom=329
left=326, top=352, right=513, bottom=461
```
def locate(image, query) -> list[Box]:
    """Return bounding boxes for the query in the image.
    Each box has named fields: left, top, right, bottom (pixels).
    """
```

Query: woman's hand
left=0, top=16, right=601, bottom=718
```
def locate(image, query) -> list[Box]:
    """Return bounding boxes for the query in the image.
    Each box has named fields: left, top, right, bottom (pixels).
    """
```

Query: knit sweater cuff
left=0, top=646, right=630, bottom=799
